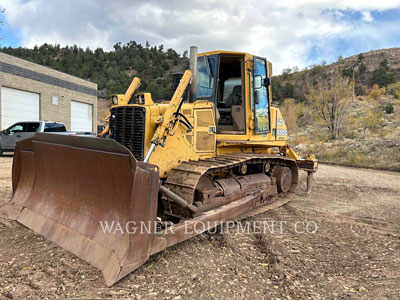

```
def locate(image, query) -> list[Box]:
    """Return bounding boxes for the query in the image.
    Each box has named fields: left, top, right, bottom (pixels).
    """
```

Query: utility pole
left=352, top=68, right=355, bottom=102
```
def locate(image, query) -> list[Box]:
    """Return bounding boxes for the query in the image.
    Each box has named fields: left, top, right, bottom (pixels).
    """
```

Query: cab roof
left=198, top=50, right=254, bottom=58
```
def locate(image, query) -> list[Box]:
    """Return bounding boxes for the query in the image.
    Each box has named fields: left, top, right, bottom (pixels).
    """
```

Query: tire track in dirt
left=0, top=158, right=399, bottom=299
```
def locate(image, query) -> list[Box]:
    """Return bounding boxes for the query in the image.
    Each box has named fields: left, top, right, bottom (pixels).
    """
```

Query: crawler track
left=165, top=153, right=299, bottom=217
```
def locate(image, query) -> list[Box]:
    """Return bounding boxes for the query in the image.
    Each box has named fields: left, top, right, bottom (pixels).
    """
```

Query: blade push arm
left=144, top=70, right=192, bottom=162
left=122, top=77, right=141, bottom=105
left=98, top=77, right=141, bottom=137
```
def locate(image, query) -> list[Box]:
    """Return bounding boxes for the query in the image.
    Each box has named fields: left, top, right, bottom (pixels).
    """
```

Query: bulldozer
left=1, top=47, right=317, bottom=286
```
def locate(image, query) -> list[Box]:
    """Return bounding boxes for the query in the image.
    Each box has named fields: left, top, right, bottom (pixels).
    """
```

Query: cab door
left=253, top=57, right=271, bottom=134
left=2, top=122, right=27, bottom=150
left=25, top=122, right=41, bottom=138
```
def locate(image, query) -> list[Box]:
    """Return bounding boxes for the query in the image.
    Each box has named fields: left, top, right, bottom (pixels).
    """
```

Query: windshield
left=196, top=56, right=216, bottom=98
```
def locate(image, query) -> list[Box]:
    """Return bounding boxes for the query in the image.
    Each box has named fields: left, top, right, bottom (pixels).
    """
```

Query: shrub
left=354, top=83, right=367, bottom=96
left=344, top=151, right=361, bottom=166
left=358, top=63, right=366, bottom=74
left=371, top=65, right=395, bottom=86
left=345, top=130, right=358, bottom=139
left=359, top=109, right=384, bottom=137
left=342, top=68, right=353, bottom=78
left=384, top=103, right=394, bottom=114
left=294, top=102, right=305, bottom=118
left=387, top=82, right=400, bottom=99
left=282, top=83, right=295, bottom=99
left=161, top=61, right=169, bottom=71
left=369, top=84, right=386, bottom=101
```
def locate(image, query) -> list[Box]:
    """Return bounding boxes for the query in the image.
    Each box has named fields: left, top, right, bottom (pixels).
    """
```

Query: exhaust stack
left=189, top=46, right=198, bottom=102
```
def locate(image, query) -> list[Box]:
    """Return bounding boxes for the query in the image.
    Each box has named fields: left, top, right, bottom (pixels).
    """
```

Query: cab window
left=222, top=78, right=241, bottom=103
left=8, top=123, right=26, bottom=133
left=44, top=123, right=66, bottom=132
left=196, top=57, right=216, bottom=98
left=26, top=122, right=41, bottom=132
left=254, top=58, right=270, bottom=133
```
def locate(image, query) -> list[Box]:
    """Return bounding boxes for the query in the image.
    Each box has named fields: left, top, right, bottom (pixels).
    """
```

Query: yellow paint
left=106, top=50, right=316, bottom=178
left=147, top=100, right=216, bottom=177
left=98, top=77, right=141, bottom=136
left=122, top=77, right=141, bottom=105
left=151, top=70, right=192, bottom=145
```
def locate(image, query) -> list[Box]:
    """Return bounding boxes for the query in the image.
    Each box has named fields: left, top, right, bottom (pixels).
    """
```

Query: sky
left=1, top=0, right=400, bottom=74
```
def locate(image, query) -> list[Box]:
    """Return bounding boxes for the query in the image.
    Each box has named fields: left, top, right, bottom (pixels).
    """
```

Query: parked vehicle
left=0, top=121, right=95, bottom=155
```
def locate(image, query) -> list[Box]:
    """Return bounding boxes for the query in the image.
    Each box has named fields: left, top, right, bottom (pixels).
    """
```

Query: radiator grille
left=109, top=106, right=145, bottom=160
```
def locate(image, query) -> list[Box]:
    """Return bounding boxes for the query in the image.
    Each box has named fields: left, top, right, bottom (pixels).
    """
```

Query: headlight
left=112, top=96, right=118, bottom=105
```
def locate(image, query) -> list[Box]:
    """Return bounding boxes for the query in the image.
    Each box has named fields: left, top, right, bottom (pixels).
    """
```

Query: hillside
left=290, top=94, right=400, bottom=170
left=2, top=43, right=399, bottom=169
left=274, top=48, right=400, bottom=170
left=0, top=41, right=189, bottom=100
left=272, top=47, right=400, bottom=104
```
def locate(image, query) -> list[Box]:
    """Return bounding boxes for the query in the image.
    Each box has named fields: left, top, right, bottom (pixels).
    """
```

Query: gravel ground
left=0, top=155, right=399, bottom=300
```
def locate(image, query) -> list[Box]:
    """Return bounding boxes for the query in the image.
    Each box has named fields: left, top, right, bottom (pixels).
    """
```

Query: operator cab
left=195, top=52, right=271, bottom=135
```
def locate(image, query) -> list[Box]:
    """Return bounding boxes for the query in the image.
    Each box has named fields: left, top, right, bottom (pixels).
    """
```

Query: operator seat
left=225, top=85, right=242, bottom=108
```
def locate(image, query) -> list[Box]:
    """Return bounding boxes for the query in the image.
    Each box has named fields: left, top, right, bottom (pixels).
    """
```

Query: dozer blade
left=0, top=133, right=159, bottom=286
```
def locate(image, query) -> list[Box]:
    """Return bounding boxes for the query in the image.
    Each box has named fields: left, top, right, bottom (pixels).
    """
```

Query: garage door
left=1, top=87, right=40, bottom=130
left=71, top=101, right=93, bottom=132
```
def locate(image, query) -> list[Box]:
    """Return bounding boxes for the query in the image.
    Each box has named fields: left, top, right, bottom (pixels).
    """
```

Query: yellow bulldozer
left=1, top=47, right=317, bottom=286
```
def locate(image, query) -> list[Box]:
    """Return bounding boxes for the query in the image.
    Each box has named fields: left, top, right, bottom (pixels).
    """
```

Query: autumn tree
left=359, top=109, right=383, bottom=138
left=306, top=71, right=352, bottom=140
left=280, top=98, right=298, bottom=138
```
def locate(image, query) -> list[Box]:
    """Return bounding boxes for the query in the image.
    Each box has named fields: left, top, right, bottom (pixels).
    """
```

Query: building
left=0, top=52, right=97, bottom=132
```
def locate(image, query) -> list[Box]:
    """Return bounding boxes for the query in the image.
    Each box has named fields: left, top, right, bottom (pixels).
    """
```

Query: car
left=0, top=121, right=95, bottom=155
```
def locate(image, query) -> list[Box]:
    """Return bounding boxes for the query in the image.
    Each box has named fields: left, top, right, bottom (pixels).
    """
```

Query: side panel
left=148, top=101, right=216, bottom=178
left=274, top=108, right=289, bottom=142
left=194, top=108, right=216, bottom=153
